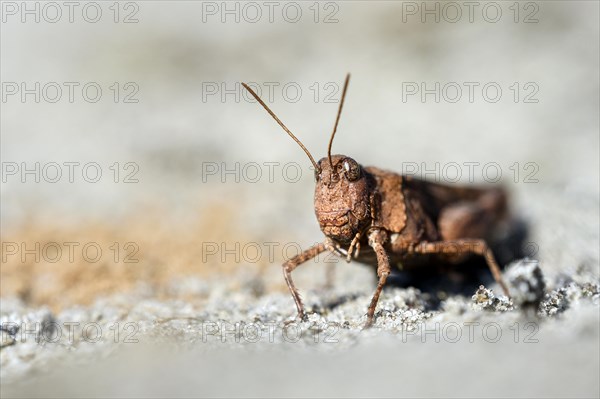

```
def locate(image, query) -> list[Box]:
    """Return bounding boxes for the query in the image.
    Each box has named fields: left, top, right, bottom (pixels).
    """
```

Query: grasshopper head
left=314, top=155, right=372, bottom=244
left=243, top=74, right=365, bottom=244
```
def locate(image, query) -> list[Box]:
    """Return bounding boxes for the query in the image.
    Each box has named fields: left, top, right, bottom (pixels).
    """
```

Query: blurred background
left=1, top=1, right=599, bottom=397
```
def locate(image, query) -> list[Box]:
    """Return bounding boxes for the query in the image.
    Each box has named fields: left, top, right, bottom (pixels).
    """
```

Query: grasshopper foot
left=284, top=312, right=307, bottom=326
left=290, top=311, right=308, bottom=322
left=363, top=312, right=376, bottom=329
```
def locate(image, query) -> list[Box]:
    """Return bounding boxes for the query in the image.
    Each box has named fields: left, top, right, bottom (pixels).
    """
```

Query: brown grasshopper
left=242, top=74, right=511, bottom=328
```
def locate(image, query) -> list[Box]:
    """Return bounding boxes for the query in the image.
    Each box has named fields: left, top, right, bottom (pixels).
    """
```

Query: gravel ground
left=1, top=253, right=598, bottom=397
left=1, top=1, right=599, bottom=397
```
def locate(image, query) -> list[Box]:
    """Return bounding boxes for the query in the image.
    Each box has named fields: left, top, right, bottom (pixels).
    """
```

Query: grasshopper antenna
left=327, top=73, right=351, bottom=169
left=242, top=82, right=320, bottom=173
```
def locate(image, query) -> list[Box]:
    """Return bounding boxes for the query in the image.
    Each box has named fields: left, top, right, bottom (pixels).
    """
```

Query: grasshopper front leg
left=364, top=229, right=391, bottom=328
left=282, top=242, right=328, bottom=320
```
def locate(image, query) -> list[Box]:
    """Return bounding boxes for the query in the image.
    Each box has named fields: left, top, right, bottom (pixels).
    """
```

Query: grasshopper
left=242, top=74, right=511, bottom=327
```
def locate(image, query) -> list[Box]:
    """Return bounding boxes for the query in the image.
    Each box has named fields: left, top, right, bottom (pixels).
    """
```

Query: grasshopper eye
left=314, top=168, right=321, bottom=182
left=343, top=159, right=361, bottom=181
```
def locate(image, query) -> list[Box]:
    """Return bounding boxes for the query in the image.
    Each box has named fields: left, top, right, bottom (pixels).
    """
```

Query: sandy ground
left=1, top=1, right=599, bottom=397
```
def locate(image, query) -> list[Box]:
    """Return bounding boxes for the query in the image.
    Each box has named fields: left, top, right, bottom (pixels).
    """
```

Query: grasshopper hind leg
left=413, top=239, right=511, bottom=297
left=437, top=188, right=507, bottom=244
